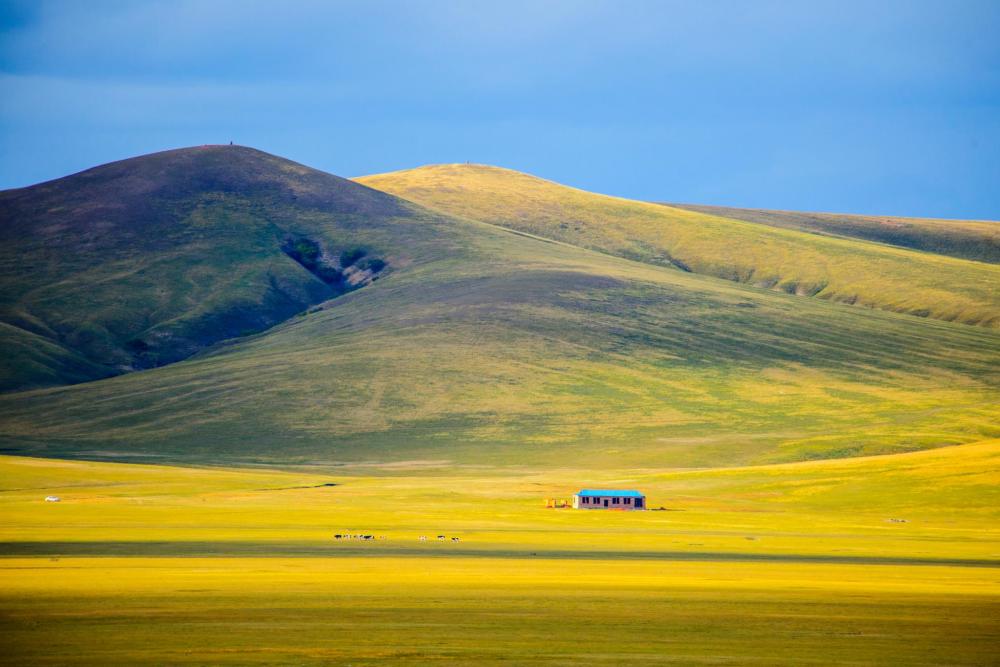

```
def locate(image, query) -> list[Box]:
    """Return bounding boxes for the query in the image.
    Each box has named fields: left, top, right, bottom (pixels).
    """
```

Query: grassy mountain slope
left=0, top=145, right=434, bottom=392
left=1, top=149, right=996, bottom=468
left=0, top=322, right=113, bottom=390
left=357, top=165, right=1000, bottom=327
left=669, top=203, right=1000, bottom=264
left=1, top=207, right=996, bottom=468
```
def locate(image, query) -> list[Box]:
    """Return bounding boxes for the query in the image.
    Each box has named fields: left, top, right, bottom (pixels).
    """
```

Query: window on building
left=613, top=497, right=619, bottom=504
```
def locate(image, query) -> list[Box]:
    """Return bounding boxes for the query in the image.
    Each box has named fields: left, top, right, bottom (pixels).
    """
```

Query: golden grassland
left=357, top=164, right=1000, bottom=327
left=2, top=443, right=998, bottom=664
left=3, top=557, right=996, bottom=665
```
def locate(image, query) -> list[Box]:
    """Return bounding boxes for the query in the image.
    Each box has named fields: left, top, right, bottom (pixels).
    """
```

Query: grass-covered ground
left=3, top=150, right=997, bottom=663
left=358, top=164, right=1000, bottom=327
left=3, top=147, right=997, bottom=470
left=1, top=443, right=998, bottom=664
left=0, top=146, right=450, bottom=391
left=2, top=212, right=997, bottom=467
left=669, top=203, right=1000, bottom=264
left=4, top=557, right=996, bottom=665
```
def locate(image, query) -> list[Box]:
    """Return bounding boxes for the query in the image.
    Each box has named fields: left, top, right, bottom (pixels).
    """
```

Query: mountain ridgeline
left=0, top=146, right=405, bottom=391
left=357, top=164, right=1000, bottom=327
left=667, top=203, right=1000, bottom=264
left=0, top=147, right=997, bottom=469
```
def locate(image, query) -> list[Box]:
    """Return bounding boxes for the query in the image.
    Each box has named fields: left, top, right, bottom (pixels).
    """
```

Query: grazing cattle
left=451, top=537, right=460, bottom=542
left=334, top=534, right=343, bottom=540
left=44, top=496, right=61, bottom=502
left=418, top=536, right=427, bottom=541
left=437, top=535, right=446, bottom=540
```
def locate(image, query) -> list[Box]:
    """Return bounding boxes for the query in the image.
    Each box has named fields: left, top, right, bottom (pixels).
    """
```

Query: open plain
left=2, top=441, right=998, bottom=665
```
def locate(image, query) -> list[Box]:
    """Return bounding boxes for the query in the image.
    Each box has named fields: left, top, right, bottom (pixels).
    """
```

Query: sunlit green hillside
left=670, top=203, right=1000, bottom=263
left=2, top=205, right=996, bottom=467
left=1, top=148, right=996, bottom=468
left=358, top=164, right=1000, bottom=327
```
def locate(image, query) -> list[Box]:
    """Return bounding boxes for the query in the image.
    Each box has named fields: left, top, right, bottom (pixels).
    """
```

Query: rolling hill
left=0, top=148, right=997, bottom=468
left=668, top=203, right=1000, bottom=264
left=357, top=164, right=1000, bottom=327
left=0, top=145, right=435, bottom=392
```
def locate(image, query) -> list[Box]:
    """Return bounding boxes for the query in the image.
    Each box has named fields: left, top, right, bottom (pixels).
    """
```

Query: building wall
left=573, top=495, right=645, bottom=510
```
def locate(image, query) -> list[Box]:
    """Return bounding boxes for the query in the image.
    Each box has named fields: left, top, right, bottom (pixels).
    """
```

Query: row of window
left=581, top=496, right=634, bottom=504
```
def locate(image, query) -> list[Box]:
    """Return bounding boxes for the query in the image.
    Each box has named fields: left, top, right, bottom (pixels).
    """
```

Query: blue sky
left=1, top=0, right=998, bottom=218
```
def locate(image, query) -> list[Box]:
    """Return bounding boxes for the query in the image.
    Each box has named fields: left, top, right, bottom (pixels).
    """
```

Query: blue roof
left=576, top=489, right=644, bottom=497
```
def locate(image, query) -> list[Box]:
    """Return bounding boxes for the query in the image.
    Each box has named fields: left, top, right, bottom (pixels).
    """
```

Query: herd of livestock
left=333, top=534, right=461, bottom=542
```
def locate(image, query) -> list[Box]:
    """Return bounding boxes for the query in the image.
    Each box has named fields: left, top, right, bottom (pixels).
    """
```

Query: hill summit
left=0, top=145, right=419, bottom=391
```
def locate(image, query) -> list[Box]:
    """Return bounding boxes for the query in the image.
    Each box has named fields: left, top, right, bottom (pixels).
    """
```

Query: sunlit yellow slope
left=357, top=164, right=1000, bottom=327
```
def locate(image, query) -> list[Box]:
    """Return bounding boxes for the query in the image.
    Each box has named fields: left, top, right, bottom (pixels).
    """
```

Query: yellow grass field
left=2, top=443, right=999, bottom=664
